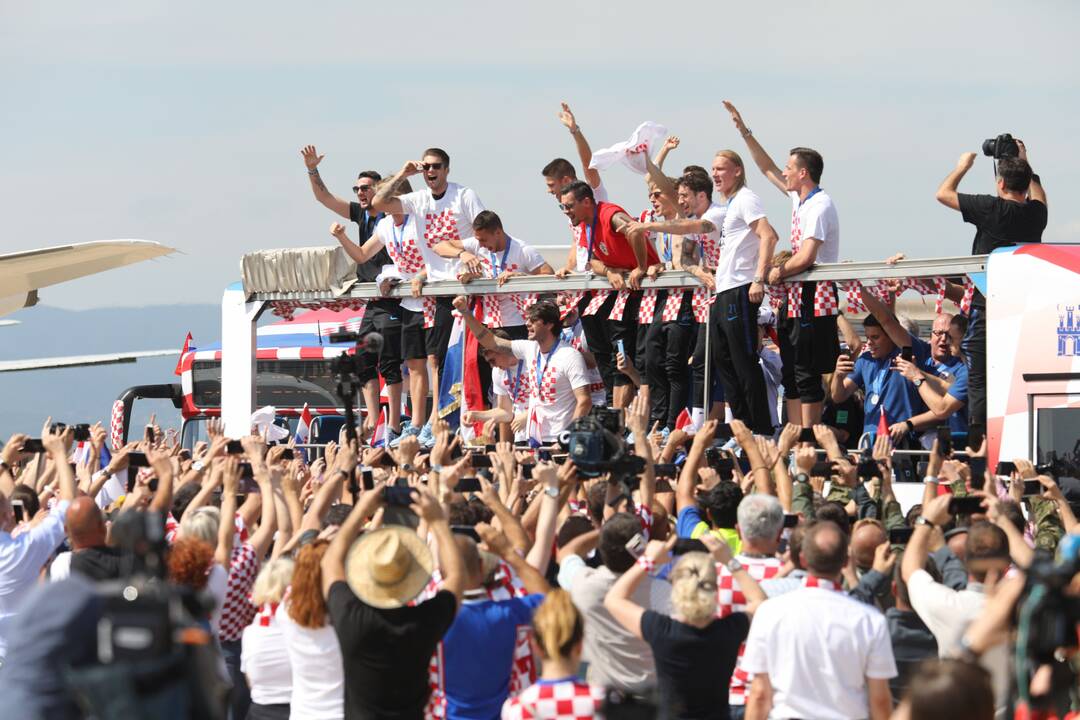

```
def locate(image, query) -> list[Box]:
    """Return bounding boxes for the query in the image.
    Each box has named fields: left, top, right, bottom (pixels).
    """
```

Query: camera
left=565, top=415, right=644, bottom=480
left=1019, top=537, right=1080, bottom=667
left=982, top=133, right=1019, bottom=160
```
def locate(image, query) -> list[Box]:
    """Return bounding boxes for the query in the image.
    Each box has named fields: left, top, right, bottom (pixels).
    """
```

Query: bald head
left=802, top=521, right=848, bottom=578
left=850, top=521, right=886, bottom=571
left=66, top=496, right=107, bottom=549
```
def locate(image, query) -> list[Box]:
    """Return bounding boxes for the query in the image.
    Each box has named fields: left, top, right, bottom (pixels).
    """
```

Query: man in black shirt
left=935, top=142, right=1047, bottom=425
left=302, top=145, right=404, bottom=441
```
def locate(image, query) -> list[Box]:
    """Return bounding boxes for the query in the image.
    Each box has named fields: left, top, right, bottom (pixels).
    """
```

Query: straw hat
left=345, top=526, right=434, bottom=609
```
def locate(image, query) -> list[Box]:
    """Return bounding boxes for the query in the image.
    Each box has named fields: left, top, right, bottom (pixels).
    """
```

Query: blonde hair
left=670, top=552, right=718, bottom=625
left=715, top=149, right=747, bottom=194
left=180, top=506, right=220, bottom=545
left=251, top=557, right=295, bottom=606
left=532, top=589, right=584, bottom=661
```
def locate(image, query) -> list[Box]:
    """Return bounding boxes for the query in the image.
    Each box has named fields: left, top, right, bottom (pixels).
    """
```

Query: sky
left=2, top=0, right=1078, bottom=321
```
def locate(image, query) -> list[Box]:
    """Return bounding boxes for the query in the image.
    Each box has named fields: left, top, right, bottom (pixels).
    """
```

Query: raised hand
left=452, top=295, right=469, bottom=313
left=662, top=136, right=680, bottom=152
left=722, top=101, right=748, bottom=134
left=401, top=160, right=425, bottom=177
left=330, top=222, right=348, bottom=239
left=301, top=145, right=324, bottom=170
left=557, top=102, right=578, bottom=132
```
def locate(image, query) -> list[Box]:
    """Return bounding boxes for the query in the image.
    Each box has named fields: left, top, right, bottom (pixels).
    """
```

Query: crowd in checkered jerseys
left=0, top=101, right=1057, bottom=720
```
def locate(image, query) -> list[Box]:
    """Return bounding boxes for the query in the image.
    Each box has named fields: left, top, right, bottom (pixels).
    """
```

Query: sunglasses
left=353, top=185, right=376, bottom=193
left=558, top=201, right=576, bottom=211
left=422, top=163, right=444, bottom=171
left=931, top=330, right=950, bottom=337
left=649, top=191, right=663, bottom=199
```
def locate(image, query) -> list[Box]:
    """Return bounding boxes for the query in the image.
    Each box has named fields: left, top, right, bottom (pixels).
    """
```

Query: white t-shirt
left=207, top=563, right=228, bottom=634
left=493, top=361, right=530, bottom=442
left=277, top=605, right=346, bottom=720
left=372, top=215, right=424, bottom=312
left=461, top=235, right=546, bottom=326
left=398, top=182, right=485, bottom=280
left=572, top=181, right=610, bottom=271
left=510, top=338, right=590, bottom=441
left=788, top=188, right=840, bottom=262
left=741, top=586, right=897, bottom=720
left=715, top=187, right=767, bottom=293
left=240, top=609, right=293, bottom=706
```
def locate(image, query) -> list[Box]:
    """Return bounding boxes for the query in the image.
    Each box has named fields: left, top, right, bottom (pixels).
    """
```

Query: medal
left=869, top=393, right=880, bottom=406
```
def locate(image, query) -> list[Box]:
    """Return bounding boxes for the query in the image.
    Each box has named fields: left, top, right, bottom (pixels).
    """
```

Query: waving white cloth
left=588, top=121, right=669, bottom=175
left=250, top=406, right=290, bottom=442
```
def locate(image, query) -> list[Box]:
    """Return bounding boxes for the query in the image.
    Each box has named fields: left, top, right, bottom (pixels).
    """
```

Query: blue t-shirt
left=936, top=359, right=969, bottom=433
left=442, top=593, right=544, bottom=720
left=850, top=344, right=930, bottom=434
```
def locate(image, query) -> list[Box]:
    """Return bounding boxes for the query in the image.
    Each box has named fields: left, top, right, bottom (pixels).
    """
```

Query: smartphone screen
left=537, top=448, right=552, bottom=462
left=616, top=339, right=625, bottom=357
left=936, top=426, right=952, bottom=456
left=949, top=496, right=984, bottom=515
left=127, top=451, right=150, bottom=468
left=1022, top=479, right=1042, bottom=497
left=144, top=425, right=155, bottom=443
left=653, top=463, right=678, bottom=477
left=239, top=462, right=254, bottom=479
left=382, top=485, right=413, bottom=507
left=239, top=477, right=260, bottom=494
left=226, top=440, right=244, bottom=455
left=624, top=533, right=645, bottom=558
left=21, top=438, right=45, bottom=454
left=798, top=428, right=817, bottom=444
left=471, top=455, right=493, bottom=469
left=900, top=346, right=914, bottom=363
left=783, top=513, right=799, bottom=529
left=361, top=468, right=374, bottom=491
left=810, top=460, right=834, bottom=476
left=280, top=448, right=294, bottom=461
left=12, top=500, right=25, bottom=524
left=73, top=424, right=91, bottom=442
left=457, top=477, right=482, bottom=493
left=996, top=461, right=1017, bottom=477
left=889, top=527, right=915, bottom=545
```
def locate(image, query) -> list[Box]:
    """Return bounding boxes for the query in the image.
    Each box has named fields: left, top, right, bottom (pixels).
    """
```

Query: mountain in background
left=0, top=304, right=221, bottom=439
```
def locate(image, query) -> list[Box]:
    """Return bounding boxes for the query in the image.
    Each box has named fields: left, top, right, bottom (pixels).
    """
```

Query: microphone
left=361, top=332, right=383, bottom=354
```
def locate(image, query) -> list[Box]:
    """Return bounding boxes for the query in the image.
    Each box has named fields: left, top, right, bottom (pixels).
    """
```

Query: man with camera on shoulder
left=936, top=135, right=1047, bottom=426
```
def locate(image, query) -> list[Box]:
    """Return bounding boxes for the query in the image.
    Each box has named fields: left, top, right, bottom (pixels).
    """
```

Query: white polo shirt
left=715, top=187, right=767, bottom=294
left=741, top=585, right=896, bottom=720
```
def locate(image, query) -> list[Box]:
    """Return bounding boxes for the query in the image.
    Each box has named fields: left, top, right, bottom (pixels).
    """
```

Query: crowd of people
left=0, top=101, right=1062, bottom=720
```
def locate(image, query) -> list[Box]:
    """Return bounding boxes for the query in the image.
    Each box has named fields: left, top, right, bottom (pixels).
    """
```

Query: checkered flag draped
left=557, top=291, right=584, bottom=319
left=479, top=294, right=502, bottom=327
left=581, top=291, right=610, bottom=316
left=960, top=277, right=976, bottom=315
left=501, top=680, right=605, bottom=720
left=812, top=281, right=840, bottom=317
left=715, top=555, right=783, bottom=706
left=217, top=542, right=260, bottom=642
left=607, top=290, right=630, bottom=321
left=691, top=287, right=711, bottom=322
left=638, top=289, right=658, bottom=324
left=838, top=280, right=866, bottom=313
left=423, top=296, right=437, bottom=329
left=512, top=292, right=536, bottom=320
left=110, top=399, right=125, bottom=451
left=661, top=290, right=686, bottom=322
left=268, top=298, right=367, bottom=321
left=387, top=235, right=425, bottom=274
left=785, top=282, right=802, bottom=318
left=765, top=284, right=786, bottom=315
left=423, top=209, right=461, bottom=248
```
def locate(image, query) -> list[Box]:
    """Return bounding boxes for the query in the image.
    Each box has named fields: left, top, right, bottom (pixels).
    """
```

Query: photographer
left=935, top=138, right=1047, bottom=426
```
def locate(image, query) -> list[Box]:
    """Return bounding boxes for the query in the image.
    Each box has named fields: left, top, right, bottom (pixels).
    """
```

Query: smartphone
left=900, top=346, right=914, bottom=363
left=239, top=462, right=254, bottom=479
left=361, top=468, right=374, bottom=491
left=240, top=477, right=260, bottom=494
left=279, top=448, right=294, bottom=461
left=376, top=452, right=397, bottom=468
left=538, top=448, right=552, bottom=462
left=12, top=499, right=25, bottom=524
left=967, top=424, right=985, bottom=451
left=672, top=538, right=707, bottom=556
left=839, top=341, right=851, bottom=356
left=471, top=455, right=493, bottom=469
left=653, top=463, right=678, bottom=477
left=20, top=438, right=45, bottom=454
left=521, top=465, right=534, bottom=480
left=50, top=422, right=67, bottom=434
left=798, top=428, right=817, bottom=444
left=949, top=495, right=984, bottom=515
left=73, top=424, right=91, bottom=442
left=783, top=513, right=799, bottom=529
left=127, top=452, right=150, bottom=468
left=484, top=444, right=497, bottom=452
left=811, top=461, right=834, bottom=476
left=889, top=527, right=915, bottom=545
left=936, top=426, right=953, bottom=457
left=996, top=461, right=1017, bottom=477
left=382, top=485, right=414, bottom=507
left=967, top=456, right=988, bottom=478
left=1023, top=479, right=1042, bottom=497
left=450, top=525, right=481, bottom=543
left=457, top=477, right=482, bottom=493
left=616, top=339, right=626, bottom=357
left=226, top=440, right=244, bottom=455
left=858, top=459, right=882, bottom=481
left=144, top=425, right=155, bottom=443
left=715, top=423, right=733, bottom=440
left=624, top=533, right=646, bottom=559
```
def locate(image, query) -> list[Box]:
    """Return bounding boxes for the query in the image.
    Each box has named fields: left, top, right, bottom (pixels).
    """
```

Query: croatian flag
left=526, top=406, right=543, bottom=448
left=674, top=408, right=693, bottom=432
left=174, top=332, right=192, bottom=376
left=294, top=403, right=312, bottom=461
left=876, top=406, right=889, bottom=440
left=370, top=407, right=387, bottom=447
left=438, top=308, right=485, bottom=440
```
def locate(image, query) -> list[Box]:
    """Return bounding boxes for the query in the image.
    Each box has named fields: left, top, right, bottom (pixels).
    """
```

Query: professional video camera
left=328, top=330, right=383, bottom=442
left=564, top=407, right=644, bottom=480
left=65, top=511, right=229, bottom=719
left=982, top=132, right=1020, bottom=160
left=1019, top=536, right=1080, bottom=665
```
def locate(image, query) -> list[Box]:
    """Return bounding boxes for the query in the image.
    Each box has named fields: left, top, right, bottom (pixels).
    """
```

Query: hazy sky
left=3, top=1, right=1077, bottom=319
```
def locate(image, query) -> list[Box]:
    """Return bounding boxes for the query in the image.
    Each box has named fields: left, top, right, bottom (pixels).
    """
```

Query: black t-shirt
left=822, top=393, right=865, bottom=449
left=348, top=203, right=394, bottom=284
left=640, top=609, right=749, bottom=720
left=957, top=193, right=1046, bottom=256
left=70, top=545, right=123, bottom=581
left=327, top=581, right=457, bottom=720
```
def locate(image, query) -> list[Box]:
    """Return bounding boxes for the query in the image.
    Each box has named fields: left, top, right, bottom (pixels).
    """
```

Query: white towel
left=588, top=121, right=669, bottom=175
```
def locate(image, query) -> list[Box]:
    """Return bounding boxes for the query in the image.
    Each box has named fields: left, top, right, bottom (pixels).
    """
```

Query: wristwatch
left=725, top=558, right=744, bottom=573
left=794, top=472, right=810, bottom=484
left=543, top=485, right=559, bottom=499
left=914, top=515, right=934, bottom=528
left=905, top=419, right=915, bottom=432
left=912, top=377, right=924, bottom=388
left=192, top=460, right=206, bottom=473
left=401, top=463, right=415, bottom=475
left=430, top=464, right=443, bottom=473
left=752, top=275, right=764, bottom=284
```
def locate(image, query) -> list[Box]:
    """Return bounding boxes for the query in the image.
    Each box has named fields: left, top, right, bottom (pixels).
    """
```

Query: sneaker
left=660, top=427, right=671, bottom=441
left=383, top=426, right=401, bottom=447
left=389, top=423, right=420, bottom=448
left=417, top=423, right=435, bottom=448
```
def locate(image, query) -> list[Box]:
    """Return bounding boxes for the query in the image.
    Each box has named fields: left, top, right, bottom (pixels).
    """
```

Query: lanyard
left=491, top=237, right=513, bottom=276
left=799, top=186, right=823, bottom=207
left=389, top=214, right=410, bottom=258
left=535, top=339, right=561, bottom=387
left=508, top=360, right=525, bottom=402
left=868, top=358, right=891, bottom=404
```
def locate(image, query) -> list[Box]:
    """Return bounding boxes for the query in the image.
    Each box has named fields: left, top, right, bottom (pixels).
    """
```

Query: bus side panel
left=987, top=245, right=1080, bottom=469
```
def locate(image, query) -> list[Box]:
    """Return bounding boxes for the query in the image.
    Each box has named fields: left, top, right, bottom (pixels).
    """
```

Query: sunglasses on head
left=422, top=163, right=444, bottom=171
left=353, top=184, right=376, bottom=193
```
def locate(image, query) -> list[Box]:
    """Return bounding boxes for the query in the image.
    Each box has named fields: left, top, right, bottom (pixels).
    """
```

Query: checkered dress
left=217, top=541, right=260, bottom=642
left=501, top=679, right=604, bottom=720
left=715, top=554, right=782, bottom=706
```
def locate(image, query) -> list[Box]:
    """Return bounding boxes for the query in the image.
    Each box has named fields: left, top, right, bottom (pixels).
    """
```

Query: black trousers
left=355, top=300, right=404, bottom=385
left=776, top=281, right=839, bottom=404
left=962, top=303, right=986, bottom=425
left=641, top=291, right=696, bottom=428
left=581, top=291, right=643, bottom=404
left=713, top=284, right=773, bottom=435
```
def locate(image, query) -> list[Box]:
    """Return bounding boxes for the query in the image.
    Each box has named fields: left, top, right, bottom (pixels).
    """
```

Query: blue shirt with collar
left=850, top=344, right=931, bottom=435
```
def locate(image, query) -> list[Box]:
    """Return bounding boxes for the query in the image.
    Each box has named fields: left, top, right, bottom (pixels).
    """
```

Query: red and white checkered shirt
left=716, top=554, right=782, bottom=706
left=501, top=679, right=604, bottom=720
left=217, top=541, right=260, bottom=642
